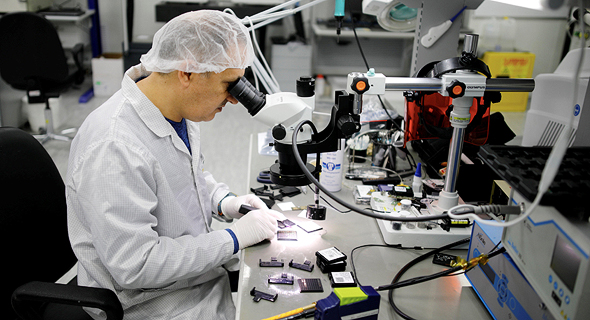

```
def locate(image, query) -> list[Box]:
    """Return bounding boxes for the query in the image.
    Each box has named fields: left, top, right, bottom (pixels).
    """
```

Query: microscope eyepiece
left=228, top=76, right=266, bottom=116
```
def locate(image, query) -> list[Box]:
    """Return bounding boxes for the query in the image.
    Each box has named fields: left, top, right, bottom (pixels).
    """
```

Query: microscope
left=228, top=76, right=362, bottom=219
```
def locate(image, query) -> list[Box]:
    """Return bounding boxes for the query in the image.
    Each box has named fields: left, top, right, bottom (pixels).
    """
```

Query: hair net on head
left=140, top=10, right=254, bottom=74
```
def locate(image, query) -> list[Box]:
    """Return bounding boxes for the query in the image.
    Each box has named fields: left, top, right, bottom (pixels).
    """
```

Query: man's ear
left=177, top=71, right=192, bottom=87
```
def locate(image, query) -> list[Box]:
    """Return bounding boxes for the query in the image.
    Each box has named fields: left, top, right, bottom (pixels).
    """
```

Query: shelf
left=311, top=23, right=415, bottom=39
left=42, top=9, right=95, bottom=22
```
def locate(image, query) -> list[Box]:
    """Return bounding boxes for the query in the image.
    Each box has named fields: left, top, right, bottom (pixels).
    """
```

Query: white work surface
left=234, top=133, right=492, bottom=320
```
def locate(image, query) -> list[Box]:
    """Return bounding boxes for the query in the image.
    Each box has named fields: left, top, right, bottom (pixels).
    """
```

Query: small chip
left=432, top=253, right=458, bottom=267
left=298, top=278, right=324, bottom=292
left=277, top=230, right=297, bottom=241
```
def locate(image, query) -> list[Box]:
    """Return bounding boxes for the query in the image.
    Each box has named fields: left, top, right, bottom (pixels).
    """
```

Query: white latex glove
left=221, top=194, right=267, bottom=219
left=229, top=210, right=278, bottom=250
left=264, top=209, right=287, bottom=222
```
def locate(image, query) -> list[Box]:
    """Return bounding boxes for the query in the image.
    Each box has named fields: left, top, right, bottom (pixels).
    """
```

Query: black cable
left=487, top=247, right=506, bottom=259
left=351, top=18, right=370, bottom=69
left=350, top=244, right=402, bottom=286
left=308, top=185, right=353, bottom=213
left=487, top=239, right=502, bottom=255
left=350, top=18, right=401, bottom=130
left=292, top=120, right=449, bottom=222
left=378, top=266, right=464, bottom=291
left=385, top=237, right=470, bottom=320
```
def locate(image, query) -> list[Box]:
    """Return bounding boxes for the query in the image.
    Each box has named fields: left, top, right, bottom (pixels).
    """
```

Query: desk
left=235, top=133, right=492, bottom=320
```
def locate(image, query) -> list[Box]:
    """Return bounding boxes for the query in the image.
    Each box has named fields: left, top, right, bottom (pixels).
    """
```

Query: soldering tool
left=263, top=286, right=380, bottom=320
left=262, top=302, right=316, bottom=320
left=334, top=0, right=345, bottom=42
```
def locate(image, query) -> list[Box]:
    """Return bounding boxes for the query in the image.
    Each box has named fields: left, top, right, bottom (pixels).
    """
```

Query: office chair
left=0, top=127, right=123, bottom=320
left=0, top=12, right=86, bottom=143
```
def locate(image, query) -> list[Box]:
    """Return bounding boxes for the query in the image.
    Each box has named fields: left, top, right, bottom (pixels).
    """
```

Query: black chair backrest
left=0, top=12, right=70, bottom=91
left=0, top=127, right=77, bottom=319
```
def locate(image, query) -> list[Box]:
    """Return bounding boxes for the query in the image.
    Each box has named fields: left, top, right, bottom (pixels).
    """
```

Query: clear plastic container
left=400, top=210, right=416, bottom=229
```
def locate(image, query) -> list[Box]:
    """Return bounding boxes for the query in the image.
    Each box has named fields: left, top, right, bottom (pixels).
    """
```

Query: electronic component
left=277, top=219, right=296, bottom=229
left=390, top=185, right=413, bottom=199
left=260, top=257, right=284, bottom=267
left=439, top=217, right=471, bottom=231
left=298, top=278, right=324, bottom=292
left=289, top=259, right=314, bottom=272
left=479, top=146, right=590, bottom=320
left=329, top=272, right=356, bottom=287
left=277, top=230, right=297, bottom=241
left=250, top=185, right=273, bottom=197
left=467, top=222, right=556, bottom=320
left=279, top=186, right=301, bottom=197
left=371, top=192, right=471, bottom=249
left=297, top=221, right=323, bottom=233
left=268, top=273, right=294, bottom=285
left=250, top=287, right=278, bottom=302
left=317, top=259, right=347, bottom=273
left=432, top=253, right=458, bottom=267
left=316, top=247, right=347, bottom=265
left=316, top=247, right=348, bottom=273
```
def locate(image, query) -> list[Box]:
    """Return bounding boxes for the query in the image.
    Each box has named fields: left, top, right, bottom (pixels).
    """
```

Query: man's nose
left=227, top=93, right=239, bottom=104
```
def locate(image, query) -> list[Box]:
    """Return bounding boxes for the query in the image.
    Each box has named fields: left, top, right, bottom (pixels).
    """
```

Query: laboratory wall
left=97, top=0, right=125, bottom=53
left=466, top=1, right=569, bottom=77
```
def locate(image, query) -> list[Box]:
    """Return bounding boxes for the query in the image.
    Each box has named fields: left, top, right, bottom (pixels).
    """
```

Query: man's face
left=182, top=68, right=245, bottom=122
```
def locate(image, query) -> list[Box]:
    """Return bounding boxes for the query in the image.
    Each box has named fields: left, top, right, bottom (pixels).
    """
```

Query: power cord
left=351, top=18, right=400, bottom=129
left=383, top=237, right=469, bottom=320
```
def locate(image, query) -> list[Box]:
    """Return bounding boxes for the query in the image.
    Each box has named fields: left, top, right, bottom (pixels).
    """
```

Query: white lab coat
left=66, top=65, right=237, bottom=320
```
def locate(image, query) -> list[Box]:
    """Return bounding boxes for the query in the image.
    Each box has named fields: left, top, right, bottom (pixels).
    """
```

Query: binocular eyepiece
left=228, top=76, right=316, bottom=117
left=228, top=77, right=266, bottom=117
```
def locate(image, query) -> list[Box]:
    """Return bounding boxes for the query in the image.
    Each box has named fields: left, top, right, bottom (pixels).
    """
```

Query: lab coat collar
left=123, top=64, right=192, bottom=156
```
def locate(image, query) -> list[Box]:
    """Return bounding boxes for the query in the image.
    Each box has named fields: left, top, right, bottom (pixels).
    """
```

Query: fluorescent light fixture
left=491, top=0, right=565, bottom=10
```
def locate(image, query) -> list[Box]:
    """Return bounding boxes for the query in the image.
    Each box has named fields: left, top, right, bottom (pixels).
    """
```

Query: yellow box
left=482, top=52, right=535, bottom=112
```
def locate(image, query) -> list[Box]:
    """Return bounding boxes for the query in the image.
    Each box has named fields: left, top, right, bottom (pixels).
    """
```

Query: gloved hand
left=263, top=208, right=287, bottom=222
left=221, top=194, right=267, bottom=219
left=229, top=210, right=278, bottom=250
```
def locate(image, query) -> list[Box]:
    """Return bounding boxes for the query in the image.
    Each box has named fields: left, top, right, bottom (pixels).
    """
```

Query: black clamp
left=289, top=259, right=314, bottom=272
left=268, top=273, right=294, bottom=285
left=260, top=257, right=284, bottom=267
left=250, top=287, right=278, bottom=302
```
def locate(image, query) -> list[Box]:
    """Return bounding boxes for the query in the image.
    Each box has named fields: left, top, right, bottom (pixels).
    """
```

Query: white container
left=320, top=139, right=345, bottom=192
left=92, top=53, right=124, bottom=97
left=400, top=199, right=412, bottom=211
left=22, top=96, right=62, bottom=134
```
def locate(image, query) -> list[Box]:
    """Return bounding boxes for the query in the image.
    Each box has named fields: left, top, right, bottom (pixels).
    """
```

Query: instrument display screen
left=550, top=235, right=582, bottom=292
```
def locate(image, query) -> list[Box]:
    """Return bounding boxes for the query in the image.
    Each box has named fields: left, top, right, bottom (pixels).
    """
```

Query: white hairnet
left=140, top=10, right=254, bottom=74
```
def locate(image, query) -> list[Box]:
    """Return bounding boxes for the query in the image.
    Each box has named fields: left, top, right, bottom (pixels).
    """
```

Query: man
left=67, top=10, right=281, bottom=319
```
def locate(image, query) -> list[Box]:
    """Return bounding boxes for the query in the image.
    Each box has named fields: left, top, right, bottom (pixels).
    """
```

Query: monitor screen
left=550, top=235, right=582, bottom=292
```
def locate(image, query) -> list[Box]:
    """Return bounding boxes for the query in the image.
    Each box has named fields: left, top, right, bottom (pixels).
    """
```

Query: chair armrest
left=12, top=281, right=123, bottom=320
left=71, top=43, right=85, bottom=84
left=71, top=43, right=84, bottom=64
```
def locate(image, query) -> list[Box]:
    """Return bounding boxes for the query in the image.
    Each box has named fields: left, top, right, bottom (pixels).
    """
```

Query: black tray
left=478, top=145, right=590, bottom=220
